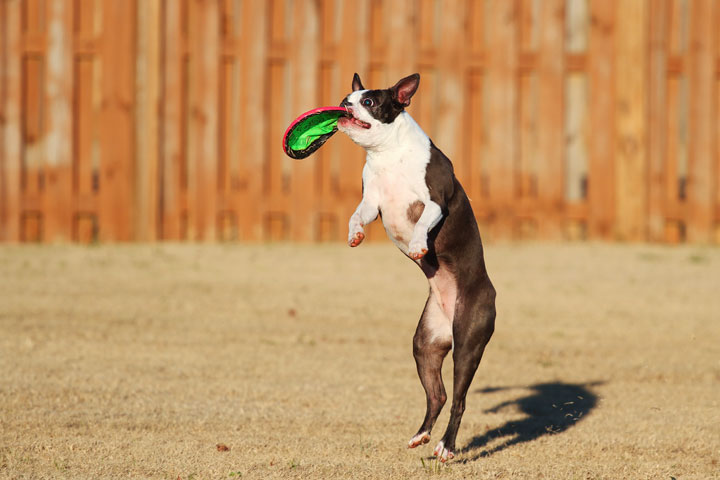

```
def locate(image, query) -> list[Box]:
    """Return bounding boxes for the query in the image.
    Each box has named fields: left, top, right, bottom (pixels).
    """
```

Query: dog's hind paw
left=408, top=431, right=430, bottom=449
left=432, top=441, right=454, bottom=462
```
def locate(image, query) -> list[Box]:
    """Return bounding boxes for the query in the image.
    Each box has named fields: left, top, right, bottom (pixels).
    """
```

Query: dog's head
left=337, top=73, right=420, bottom=149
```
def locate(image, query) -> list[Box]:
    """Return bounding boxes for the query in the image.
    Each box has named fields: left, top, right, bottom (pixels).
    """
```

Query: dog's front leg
left=348, top=199, right=379, bottom=247
left=408, top=201, right=443, bottom=259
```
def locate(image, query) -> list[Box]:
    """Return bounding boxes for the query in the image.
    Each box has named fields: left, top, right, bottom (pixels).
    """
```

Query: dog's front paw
left=348, top=229, right=365, bottom=247
left=408, top=237, right=428, bottom=259
left=433, top=441, right=454, bottom=463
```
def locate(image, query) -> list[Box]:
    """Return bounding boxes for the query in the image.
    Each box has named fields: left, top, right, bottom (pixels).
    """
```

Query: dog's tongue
left=351, top=117, right=371, bottom=129
left=338, top=107, right=371, bottom=129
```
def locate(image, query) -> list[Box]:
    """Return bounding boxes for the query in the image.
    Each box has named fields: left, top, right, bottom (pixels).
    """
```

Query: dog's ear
left=391, top=73, right=420, bottom=107
left=352, top=73, right=365, bottom=92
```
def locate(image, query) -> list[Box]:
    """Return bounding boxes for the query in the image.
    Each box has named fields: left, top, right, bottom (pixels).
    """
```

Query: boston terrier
left=337, top=73, right=496, bottom=462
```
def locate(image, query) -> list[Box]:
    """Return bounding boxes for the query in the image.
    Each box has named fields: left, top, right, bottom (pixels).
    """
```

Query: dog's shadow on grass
left=461, top=381, right=603, bottom=461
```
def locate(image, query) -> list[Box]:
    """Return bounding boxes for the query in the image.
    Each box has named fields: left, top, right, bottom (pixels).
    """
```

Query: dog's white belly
left=377, top=181, right=421, bottom=255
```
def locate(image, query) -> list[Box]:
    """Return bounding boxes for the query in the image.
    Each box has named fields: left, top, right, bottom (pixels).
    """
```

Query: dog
left=337, top=73, right=496, bottom=462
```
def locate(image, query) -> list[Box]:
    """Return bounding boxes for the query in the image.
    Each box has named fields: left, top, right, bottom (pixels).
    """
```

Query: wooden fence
left=1, top=0, right=719, bottom=243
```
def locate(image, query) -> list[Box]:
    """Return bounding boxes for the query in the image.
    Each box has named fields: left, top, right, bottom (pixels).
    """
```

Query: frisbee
left=282, top=106, right=348, bottom=159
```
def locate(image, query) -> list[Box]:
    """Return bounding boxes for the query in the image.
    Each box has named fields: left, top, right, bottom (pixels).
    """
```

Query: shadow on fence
left=461, top=381, right=603, bottom=461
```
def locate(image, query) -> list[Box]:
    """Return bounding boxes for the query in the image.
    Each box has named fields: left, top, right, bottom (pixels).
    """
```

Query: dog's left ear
left=391, top=73, right=420, bottom=107
left=352, top=73, right=365, bottom=92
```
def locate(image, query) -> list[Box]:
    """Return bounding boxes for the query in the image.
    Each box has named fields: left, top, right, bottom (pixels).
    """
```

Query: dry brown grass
left=1, top=243, right=718, bottom=479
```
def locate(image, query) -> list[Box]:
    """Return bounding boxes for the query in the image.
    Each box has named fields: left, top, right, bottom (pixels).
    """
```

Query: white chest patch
left=360, top=114, right=432, bottom=254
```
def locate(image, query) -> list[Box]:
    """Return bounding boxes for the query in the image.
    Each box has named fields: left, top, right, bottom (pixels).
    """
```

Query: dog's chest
left=365, top=154, right=430, bottom=250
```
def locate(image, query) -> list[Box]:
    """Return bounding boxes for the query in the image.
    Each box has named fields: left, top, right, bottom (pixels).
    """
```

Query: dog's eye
left=362, top=98, right=374, bottom=107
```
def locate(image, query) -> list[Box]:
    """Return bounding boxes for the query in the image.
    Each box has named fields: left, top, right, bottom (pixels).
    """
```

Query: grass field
left=0, top=242, right=718, bottom=479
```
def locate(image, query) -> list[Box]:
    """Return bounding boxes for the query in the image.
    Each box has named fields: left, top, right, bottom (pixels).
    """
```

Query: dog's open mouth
left=339, top=113, right=371, bottom=129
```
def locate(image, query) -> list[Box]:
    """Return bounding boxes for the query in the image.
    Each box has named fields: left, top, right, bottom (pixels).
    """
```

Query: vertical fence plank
left=264, top=0, right=290, bottom=241
left=648, top=0, right=668, bottom=241
left=159, top=0, right=183, bottom=240
left=44, top=0, right=73, bottom=242
left=435, top=0, right=465, bottom=162
left=415, top=0, right=438, bottom=137
left=686, top=0, right=715, bottom=243
left=662, top=0, right=688, bottom=243
left=536, top=0, right=564, bottom=239
left=217, top=0, right=240, bottom=241
left=465, top=69, right=484, bottom=209
left=187, top=0, right=219, bottom=241
left=22, top=0, right=45, bottom=213
left=237, top=0, right=266, bottom=240
left=587, top=0, right=615, bottom=239
left=73, top=0, right=101, bottom=243
left=614, top=0, right=649, bottom=241
left=517, top=0, right=537, bottom=238
left=464, top=0, right=484, bottom=208
left=135, top=0, right=160, bottom=241
left=98, top=0, right=136, bottom=241
left=1, top=0, right=22, bottom=241
left=386, top=0, right=415, bottom=84
left=665, top=68, right=683, bottom=242
left=484, top=0, right=518, bottom=239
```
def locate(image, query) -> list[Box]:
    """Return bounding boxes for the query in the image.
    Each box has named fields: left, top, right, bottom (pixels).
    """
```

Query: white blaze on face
left=337, top=90, right=397, bottom=150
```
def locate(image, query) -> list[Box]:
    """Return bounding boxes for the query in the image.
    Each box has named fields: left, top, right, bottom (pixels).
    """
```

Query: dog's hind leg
left=408, top=292, right=452, bottom=449
left=433, top=286, right=495, bottom=462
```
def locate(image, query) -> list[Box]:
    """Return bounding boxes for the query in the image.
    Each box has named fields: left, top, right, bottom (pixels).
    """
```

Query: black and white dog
left=337, top=73, right=496, bottom=462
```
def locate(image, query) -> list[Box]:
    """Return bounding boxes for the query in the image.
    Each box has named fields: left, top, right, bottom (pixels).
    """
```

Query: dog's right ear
left=352, top=73, right=365, bottom=92
left=391, top=73, right=420, bottom=107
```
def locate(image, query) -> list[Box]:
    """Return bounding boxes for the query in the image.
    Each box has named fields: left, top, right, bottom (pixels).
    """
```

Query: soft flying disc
left=282, top=106, right=348, bottom=159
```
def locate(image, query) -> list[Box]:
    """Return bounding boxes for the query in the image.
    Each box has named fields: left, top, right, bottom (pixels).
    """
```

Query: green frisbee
left=282, top=106, right=348, bottom=159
